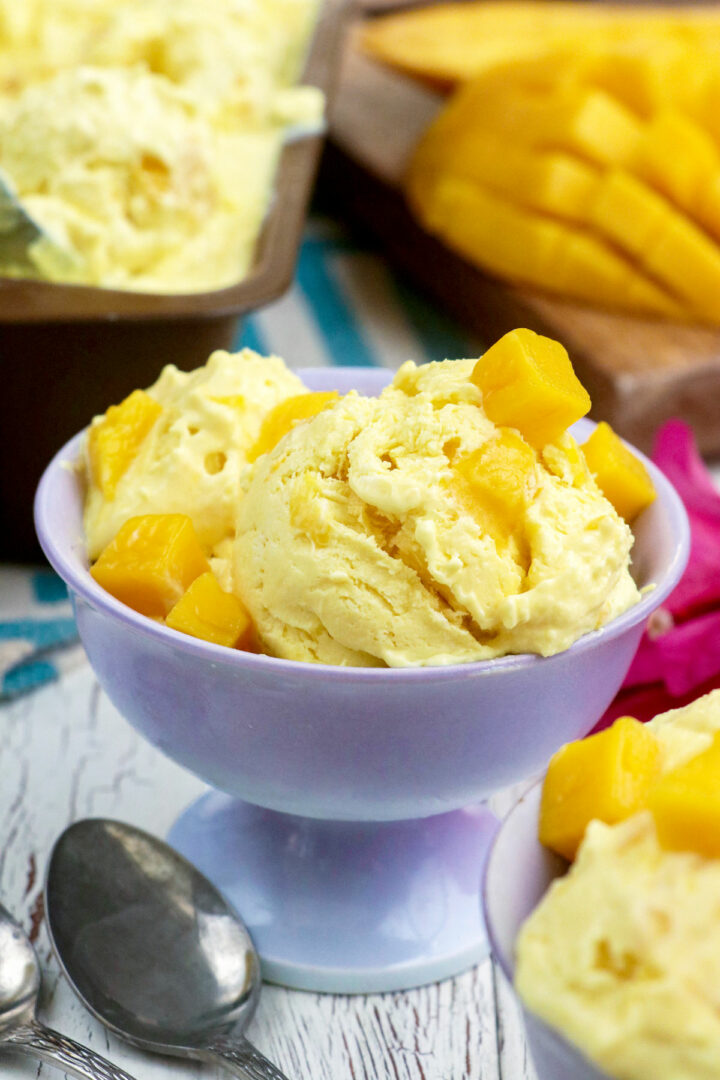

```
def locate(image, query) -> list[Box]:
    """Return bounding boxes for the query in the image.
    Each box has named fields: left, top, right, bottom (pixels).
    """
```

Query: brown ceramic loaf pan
left=4, top=0, right=347, bottom=561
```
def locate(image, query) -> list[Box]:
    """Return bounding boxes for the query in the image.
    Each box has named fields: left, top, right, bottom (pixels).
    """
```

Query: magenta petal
left=652, top=421, right=720, bottom=617
left=653, top=420, right=720, bottom=519
left=654, top=610, right=720, bottom=696
left=596, top=669, right=720, bottom=731
left=623, top=632, right=662, bottom=688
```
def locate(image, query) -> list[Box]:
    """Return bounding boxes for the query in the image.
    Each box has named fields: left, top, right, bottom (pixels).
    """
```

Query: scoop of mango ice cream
left=0, top=65, right=287, bottom=291
left=83, top=349, right=305, bottom=567
left=82, top=0, right=323, bottom=129
left=0, top=0, right=322, bottom=125
left=232, top=357, right=641, bottom=667
left=516, top=688, right=720, bottom=1080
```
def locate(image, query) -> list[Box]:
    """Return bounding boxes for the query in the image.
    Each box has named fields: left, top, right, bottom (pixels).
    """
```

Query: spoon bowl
left=46, top=819, right=289, bottom=1080
left=0, top=907, right=41, bottom=1032
left=0, top=901, right=138, bottom=1080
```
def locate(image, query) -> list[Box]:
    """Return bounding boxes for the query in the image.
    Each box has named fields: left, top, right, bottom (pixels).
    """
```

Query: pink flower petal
left=598, top=420, right=720, bottom=729
left=594, top=669, right=720, bottom=731
left=655, top=610, right=720, bottom=696
left=652, top=421, right=720, bottom=617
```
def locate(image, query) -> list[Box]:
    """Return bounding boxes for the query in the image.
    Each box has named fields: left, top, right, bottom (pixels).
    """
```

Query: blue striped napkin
left=0, top=216, right=483, bottom=700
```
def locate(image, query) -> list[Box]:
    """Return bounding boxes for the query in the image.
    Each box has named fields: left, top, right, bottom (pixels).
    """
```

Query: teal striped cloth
left=1, top=217, right=482, bottom=699
left=237, top=220, right=478, bottom=369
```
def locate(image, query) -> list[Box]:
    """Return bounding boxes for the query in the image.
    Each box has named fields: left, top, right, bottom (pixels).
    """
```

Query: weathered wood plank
left=0, top=665, right=506, bottom=1080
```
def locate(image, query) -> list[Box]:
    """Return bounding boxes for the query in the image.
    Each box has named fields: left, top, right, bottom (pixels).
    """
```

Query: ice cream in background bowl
left=0, top=0, right=344, bottom=564
left=34, top=349, right=689, bottom=994
left=83, top=334, right=655, bottom=667
left=484, top=688, right=720, bottom=1080
left=0, top=0, right=324, bottom=292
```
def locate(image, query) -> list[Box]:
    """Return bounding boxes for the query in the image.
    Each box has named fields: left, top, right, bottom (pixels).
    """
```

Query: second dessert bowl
left=34, top=366, right=689, bottom=993
left=483, top=784, right=612, bottom=1080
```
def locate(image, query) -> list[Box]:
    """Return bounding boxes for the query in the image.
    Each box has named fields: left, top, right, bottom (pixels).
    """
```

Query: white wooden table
left=6, top=450, right=719, bottom=1079
left=0, top=662, right=534, bottom=1080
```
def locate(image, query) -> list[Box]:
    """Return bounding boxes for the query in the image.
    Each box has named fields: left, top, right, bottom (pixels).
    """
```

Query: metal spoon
left=0, top=168, right=81, bottom=277
left=45, top=819, right=291, bottom=1080
left=0, top=900, right=138, bottom=1080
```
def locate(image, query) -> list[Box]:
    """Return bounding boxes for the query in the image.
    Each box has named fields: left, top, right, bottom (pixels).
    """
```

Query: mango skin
left=90, top=513, right=209, bottom=618
left=539, top=716, right=662, bottom=861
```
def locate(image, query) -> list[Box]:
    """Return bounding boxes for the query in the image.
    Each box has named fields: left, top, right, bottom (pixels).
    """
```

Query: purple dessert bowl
left=34, top=365, right=690, bottom=993
left=483, top=783, right=613, bottom=1080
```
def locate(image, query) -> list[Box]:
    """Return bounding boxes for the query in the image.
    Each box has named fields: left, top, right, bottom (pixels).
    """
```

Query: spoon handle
left=1, top=1019, right=139, bottom=1080
left=204, top=1033, right=291, bottom=1080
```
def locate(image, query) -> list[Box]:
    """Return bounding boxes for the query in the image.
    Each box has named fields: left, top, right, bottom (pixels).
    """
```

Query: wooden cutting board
left=322, top=21, right=720, bottom=454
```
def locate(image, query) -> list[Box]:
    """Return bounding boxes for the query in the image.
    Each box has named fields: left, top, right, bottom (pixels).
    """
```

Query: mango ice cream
left=516, top=689, right=720, bottom=1080
left=0, top=0, right=322, bottom=291
left=83, top=331, right=650, bottom=665
left=232, top=349, right=641, bottom=666
left=83, top=348, right=304, bottom=568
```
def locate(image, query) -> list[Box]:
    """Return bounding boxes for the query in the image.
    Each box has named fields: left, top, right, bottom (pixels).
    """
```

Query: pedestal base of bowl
left=168, top=791, right=498, bottom=994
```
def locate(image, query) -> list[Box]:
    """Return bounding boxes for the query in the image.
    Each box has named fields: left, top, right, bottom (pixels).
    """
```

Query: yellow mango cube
left=582, top=421, right=656, bottom=522
left=455, top=429, right=537, bottom=522
left=471, top=328, right=591, bottom=448
left=90, top=514, right=209, bottom=618
left=539, top=716, right=662, bottom=861
left=87, top=389, right=162, bottom=499
left=248, top=392, right=340, bottom=463
left=649, top=734, right=720, bottom=857
left=166, top=572, right=253, bottom=650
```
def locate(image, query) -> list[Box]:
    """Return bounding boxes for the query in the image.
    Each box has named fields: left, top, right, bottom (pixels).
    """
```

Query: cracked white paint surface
left=0, top=664, right=535, bottom=1080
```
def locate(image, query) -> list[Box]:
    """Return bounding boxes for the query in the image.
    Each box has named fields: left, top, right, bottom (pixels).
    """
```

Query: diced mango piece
left=649, top=733, right=720, bottom=857
left=471, top=328, right=591, bottom=448
left=166, top=571, right=253, bottom=649
left=539, top=716, right=662, bottom=861
left=455, top=429, right=537, bottom=523
left=581, top=421, right=656, bottom=522
left=248, top=392, right=340, bottom=463
left=87, top=390, right=161, bottom=499
left=90, top=514, right=209, bottom=618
